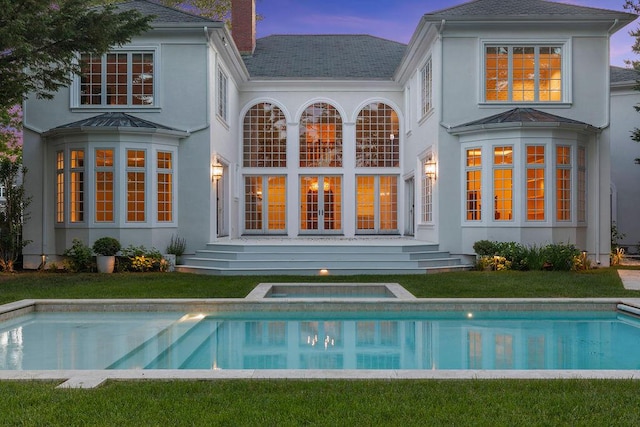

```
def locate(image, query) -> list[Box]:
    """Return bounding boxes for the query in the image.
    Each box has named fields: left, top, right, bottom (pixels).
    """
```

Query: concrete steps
left=176, top=240, right=473, bottom=276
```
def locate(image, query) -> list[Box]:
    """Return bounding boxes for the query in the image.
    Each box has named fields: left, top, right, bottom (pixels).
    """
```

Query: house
left=610, top=65, right=640, bottom=253
left=21, top=0, right=637, bottom=273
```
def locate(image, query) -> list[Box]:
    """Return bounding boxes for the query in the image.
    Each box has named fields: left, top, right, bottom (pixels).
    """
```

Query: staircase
left=176, top=238, right=473, bottom=276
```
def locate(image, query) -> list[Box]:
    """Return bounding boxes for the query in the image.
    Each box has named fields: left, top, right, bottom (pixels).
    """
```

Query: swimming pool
left=2, top=299, right=640, bottom=372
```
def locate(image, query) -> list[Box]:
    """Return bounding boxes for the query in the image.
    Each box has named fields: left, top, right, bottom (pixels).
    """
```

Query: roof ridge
left=111, top=0, right=220, bottom=23
left=425, top=0, right=637, bottom=19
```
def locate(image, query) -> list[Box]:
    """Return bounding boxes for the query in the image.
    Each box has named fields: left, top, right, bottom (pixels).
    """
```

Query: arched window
left=243, top=103, right=287, bottom=167
left=299, top=103, right=342, bottom=167
left=356, top=103, right=399, bottom=167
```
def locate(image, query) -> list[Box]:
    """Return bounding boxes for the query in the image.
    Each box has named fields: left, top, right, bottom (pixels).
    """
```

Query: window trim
left=492, top=145, right=514, bottom=222
left=420, top=57, right=433, bottom=118
left=420, top=153, right=435, bottom=224
left=217, top=66, right=229, bottom=124
left=465, top=147, right=482, bottom=222
left=71, top=46, right=160, bottom=110
left=479, top=39, right=571, bottom=106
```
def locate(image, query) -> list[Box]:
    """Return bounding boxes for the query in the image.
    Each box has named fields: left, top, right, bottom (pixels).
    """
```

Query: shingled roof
left=611, top=66, right=640, bottom=84
left=242, top=35, right=406, bottom=80
left=110, top=0, right=219, bottom=24
left=425, top=0, right=636, bottom=21
left=449, top=108, right=598, bottom=133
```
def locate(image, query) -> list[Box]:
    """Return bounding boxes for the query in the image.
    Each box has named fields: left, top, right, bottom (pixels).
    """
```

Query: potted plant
left=92, top=237, right=121, bottom=273
left=165, top=235, right=186, bottom=267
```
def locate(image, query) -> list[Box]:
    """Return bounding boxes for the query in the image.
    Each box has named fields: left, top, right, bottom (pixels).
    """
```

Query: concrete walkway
left=618, top=269, right=640, bottom=290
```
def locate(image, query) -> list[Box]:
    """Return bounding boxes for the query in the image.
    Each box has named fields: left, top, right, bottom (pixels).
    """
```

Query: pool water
left=2, top=310, right=640, bottom=370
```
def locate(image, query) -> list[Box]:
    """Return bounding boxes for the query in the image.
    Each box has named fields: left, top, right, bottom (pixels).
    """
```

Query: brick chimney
left=231, top=0, right=256, bottom=55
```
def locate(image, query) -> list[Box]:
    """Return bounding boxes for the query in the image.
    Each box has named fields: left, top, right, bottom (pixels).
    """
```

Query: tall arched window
left=243, top=103, right=287, bottom=167
left=299, top=103, right=342, bottom=167
left=356, top=103, right=399, bottom=167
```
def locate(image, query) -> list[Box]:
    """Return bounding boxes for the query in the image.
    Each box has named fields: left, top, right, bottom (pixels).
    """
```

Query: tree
left=90, top=0, right=233, bottom=21
left=623, top=1, right=640, bottom=143
left=0, top=155, right=31, bottom=272
left=0, top=0, right=153, bottom=111
left=0, top=106, right=21, bottom=158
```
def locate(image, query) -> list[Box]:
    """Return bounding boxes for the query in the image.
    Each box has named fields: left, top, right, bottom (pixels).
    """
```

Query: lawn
left=1, top=268, right=639, bottom=425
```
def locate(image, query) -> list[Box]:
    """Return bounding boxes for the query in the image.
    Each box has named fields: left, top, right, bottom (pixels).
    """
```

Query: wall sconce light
left=424, top=159, right=437, bottom=180
left=211, top=164, right=223, bottom=182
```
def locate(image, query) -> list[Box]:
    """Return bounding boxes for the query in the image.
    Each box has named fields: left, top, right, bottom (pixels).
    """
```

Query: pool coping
left=2, top=297, right=640, bottom=387
left=245, top=282, right=417, bottom=300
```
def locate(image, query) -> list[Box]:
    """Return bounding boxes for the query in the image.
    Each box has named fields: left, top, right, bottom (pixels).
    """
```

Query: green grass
left=0, top=267, right=634, bottom=304
left=1, top=379, right=640, bottom=425
left=0, top=268, right=639, bottom=425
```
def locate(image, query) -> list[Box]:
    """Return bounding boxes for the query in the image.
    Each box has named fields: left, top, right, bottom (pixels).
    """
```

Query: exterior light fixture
left=211, top=164, right=223, bottom=181
left=424, top=159, right=437, bottom=180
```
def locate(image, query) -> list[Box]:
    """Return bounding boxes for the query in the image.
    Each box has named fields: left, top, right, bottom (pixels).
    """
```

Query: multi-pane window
left=56, top=152, right=64, bottom=223
left=556, top=146, right=571, bottom=221
left=70, top=150, right=84, bottom=223
left=243, top=103, right=287, bottom=167
left=493, top=146, right=513, bottom=221
left=217, top=68, right=228, bottom=122
left=95, top=149, right=114, bottom=222
left=157, top=152, right=173, bottom=222
left=421, top=156, right=434, bottom=223
left=526, top=145, right=545, bottom=221
left=299, top=103, right=342, bottom=167
left=485, top=45, right=562, bottom=102
left=466, top=148, right=482, bottom=221
left=578, top=146, right=587, bottom=223
left=355, top=103, right=399, bottom=167
left=421, top=58, right=432, bottom=116
left=80, top=52, right=154, bottom=106
left=126, top=150, right=145, bottom=222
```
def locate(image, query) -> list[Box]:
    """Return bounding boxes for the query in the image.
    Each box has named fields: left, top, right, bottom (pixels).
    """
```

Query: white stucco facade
left=20, top=0, right=637, bottom=269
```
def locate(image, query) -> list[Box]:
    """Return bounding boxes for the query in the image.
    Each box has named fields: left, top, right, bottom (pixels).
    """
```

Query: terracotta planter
left=96, top=255, right=115, bottom=273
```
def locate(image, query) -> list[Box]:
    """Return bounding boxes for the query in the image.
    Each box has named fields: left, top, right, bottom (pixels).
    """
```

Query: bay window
left=493, top=146, right=513, bottom=221
left=465, top=148, right=482, bottom=221
left=70, top=150, right=85, bottom=223
left=526, top=145, right=545, bottom=221
left=95, top=149, right=114, bottom=222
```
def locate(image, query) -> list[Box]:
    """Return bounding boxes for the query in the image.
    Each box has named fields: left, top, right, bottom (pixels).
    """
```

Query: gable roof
left=242, top=35, right=406, bottom=80
left=425, top=0, right=636, bottom=22
left=448, top=108, right=599, bottom=134
left=110, top=0, right=220, bottom=24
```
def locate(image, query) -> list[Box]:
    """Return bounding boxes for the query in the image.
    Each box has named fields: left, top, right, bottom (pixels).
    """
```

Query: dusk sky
left=254, top=0, right=639, bottom=67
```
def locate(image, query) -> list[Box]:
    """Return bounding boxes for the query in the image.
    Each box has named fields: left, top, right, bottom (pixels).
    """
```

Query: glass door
left=356, top=175, right=398, bottom=234
left=300, top=176, right=342, bottom=234
left=244, top=176, right=286, bottom=234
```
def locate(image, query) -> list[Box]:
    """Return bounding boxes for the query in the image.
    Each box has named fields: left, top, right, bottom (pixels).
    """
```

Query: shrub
left=494, top=242, right=527, bottom=270
left=473, top=240, right=497, bottom=256
left=472, top=240, right=581, bottom=272
left=120, top=245, right=168, bottom=272
left=92, top=237, right=121, bottom=256
left=63, top=239, right=93, bottom=272
left=542, top=243, right=580, bottom=271
left=523, top=244, right=546, bottom=271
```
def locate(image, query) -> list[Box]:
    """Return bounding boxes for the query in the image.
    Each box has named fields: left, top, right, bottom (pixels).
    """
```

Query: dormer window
left=79, top=51, right=155, bottom=106
left=484, top=45, right=562, bottom=103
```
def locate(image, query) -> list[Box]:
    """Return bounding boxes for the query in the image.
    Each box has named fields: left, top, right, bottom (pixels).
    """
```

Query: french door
left=243, top=176, right=286, bottom=234
left=299, top=175, right=342, bottom=234
left=356, top=175, right=398, bottom=234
